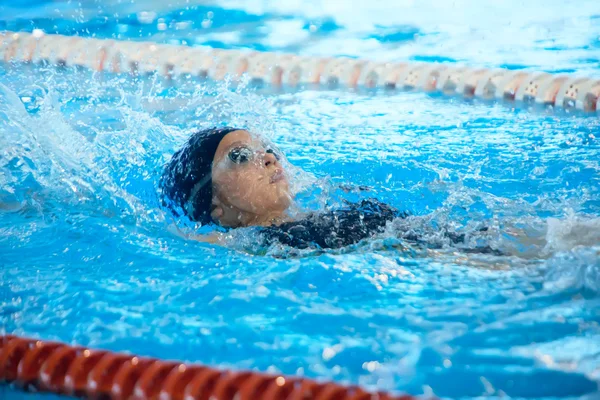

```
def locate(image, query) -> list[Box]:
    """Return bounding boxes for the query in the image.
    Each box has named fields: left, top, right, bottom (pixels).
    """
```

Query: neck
left=220, top=206, right=287, bottom=228
left=244, top=210, right=287, bottom=227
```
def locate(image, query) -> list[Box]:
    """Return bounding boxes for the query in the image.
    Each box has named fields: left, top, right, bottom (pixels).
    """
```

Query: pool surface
left=2, top=1, right=600, bottom=399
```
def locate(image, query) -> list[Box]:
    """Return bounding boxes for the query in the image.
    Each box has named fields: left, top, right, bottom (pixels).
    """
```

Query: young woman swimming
left=159, top=127, right=486, bottom=251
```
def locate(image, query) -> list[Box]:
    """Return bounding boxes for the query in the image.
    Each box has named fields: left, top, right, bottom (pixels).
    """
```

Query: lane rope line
left=1, top=31, right=599, bottom=115
left=0, top=335, right=421, bottom=400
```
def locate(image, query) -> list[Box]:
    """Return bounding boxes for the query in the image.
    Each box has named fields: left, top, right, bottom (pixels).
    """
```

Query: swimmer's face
left=211, top=130, right=291, bottom=226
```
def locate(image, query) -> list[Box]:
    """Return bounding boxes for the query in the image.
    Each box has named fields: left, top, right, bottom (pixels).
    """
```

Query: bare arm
left=166, top=224, right=225, bottom=244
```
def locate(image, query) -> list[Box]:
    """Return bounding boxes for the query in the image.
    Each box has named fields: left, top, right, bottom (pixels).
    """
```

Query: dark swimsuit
left=259, top=198, right=405, bottom=249
left=258, top=198, right=499, bottom=254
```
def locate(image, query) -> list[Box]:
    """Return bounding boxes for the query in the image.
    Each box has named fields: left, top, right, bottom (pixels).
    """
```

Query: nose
left=263, top=151, right=278, bottom=168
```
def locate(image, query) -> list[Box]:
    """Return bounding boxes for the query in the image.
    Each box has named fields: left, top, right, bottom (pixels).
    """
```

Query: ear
left=211, top=206, right=224, bottom=221
left=210, top=197, right=224, bottom=221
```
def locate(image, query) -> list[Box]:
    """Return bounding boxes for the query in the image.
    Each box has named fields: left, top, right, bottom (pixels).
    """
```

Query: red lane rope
left=0, top=335, right=422, bottom=400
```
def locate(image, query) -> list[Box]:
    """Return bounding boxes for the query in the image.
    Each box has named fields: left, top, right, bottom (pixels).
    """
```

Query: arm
left=166, top=224, right=225, bottom=244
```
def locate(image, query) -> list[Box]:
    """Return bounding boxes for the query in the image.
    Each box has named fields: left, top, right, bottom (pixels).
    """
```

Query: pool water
left=2, top=1, right=600, bottom=399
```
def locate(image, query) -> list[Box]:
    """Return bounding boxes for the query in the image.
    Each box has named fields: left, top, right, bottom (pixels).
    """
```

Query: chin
left=266, top=194, right=290, bottom=211
left=274, top=186, right=292, bottom=209
left=278, top=196, right=292, bottom=211
left=248, top=182, right=291, bottom=214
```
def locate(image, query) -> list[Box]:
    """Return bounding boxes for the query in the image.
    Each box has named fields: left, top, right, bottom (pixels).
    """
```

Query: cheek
left=216, top=167, right=290, bottom=213
left=218, top=169, right=267, bottom=209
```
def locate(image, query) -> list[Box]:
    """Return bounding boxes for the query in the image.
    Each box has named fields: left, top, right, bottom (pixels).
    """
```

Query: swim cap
left=159, top=127, right=239, bottom=224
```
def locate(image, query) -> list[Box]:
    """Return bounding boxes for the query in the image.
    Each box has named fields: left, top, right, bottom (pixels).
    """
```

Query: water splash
left=543, top=246, right=600, bottom=293
left=1, top=63, right=600, bottom=399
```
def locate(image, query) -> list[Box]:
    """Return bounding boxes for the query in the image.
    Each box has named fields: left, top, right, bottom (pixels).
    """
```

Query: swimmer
left=159, top=127, right=484, bottom=251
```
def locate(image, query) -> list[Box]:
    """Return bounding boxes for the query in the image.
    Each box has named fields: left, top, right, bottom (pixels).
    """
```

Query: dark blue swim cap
left=159, top=127, right=240, bottom=224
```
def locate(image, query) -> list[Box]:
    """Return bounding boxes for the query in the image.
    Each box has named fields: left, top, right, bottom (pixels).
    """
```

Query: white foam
left=544, top=246, right=600, bottom=293
left=544, top=214, right=600, bottom=254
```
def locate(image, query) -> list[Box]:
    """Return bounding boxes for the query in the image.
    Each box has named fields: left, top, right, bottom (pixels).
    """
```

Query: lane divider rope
left=0, top=335, right=420, bottom=400
left=1, top=31, right=599, bottom=115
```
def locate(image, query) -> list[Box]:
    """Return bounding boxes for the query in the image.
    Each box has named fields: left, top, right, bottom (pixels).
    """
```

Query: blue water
left=2, top=1, right=600, bottom=399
